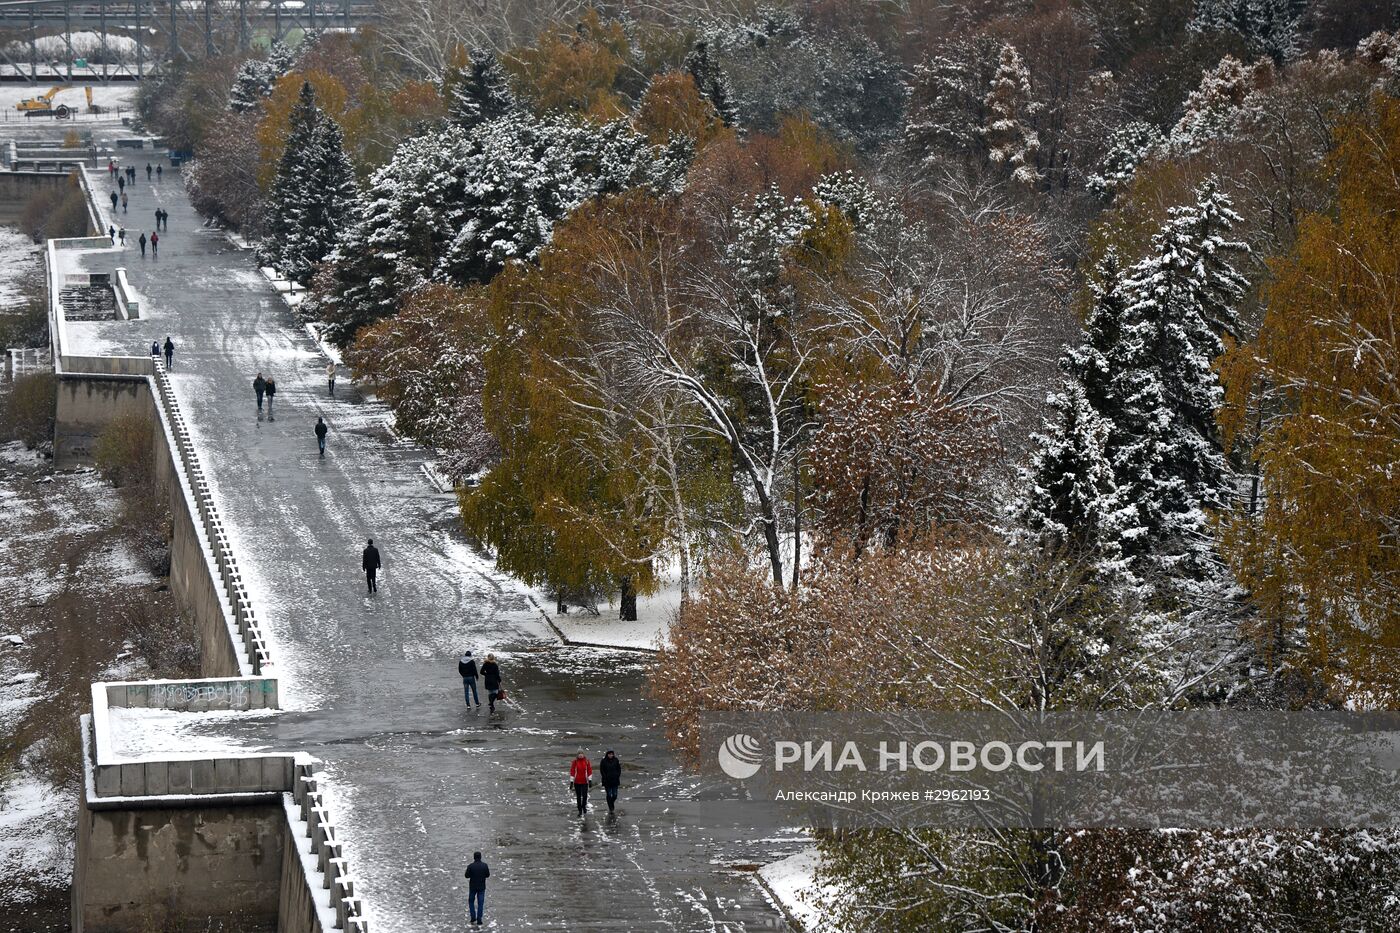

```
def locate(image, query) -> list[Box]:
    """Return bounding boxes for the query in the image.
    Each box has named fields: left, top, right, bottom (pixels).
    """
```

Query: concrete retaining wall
left=0, top=168, right=71, bottom=223
left=73, top=776, right=285, bottom=933
left=114, top=268, right=139, bottom=319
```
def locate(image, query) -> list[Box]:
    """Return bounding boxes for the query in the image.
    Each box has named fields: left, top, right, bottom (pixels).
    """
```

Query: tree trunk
left=619, top=577, right=638, bottom=622
left=791, top=454, right=802, bottom=590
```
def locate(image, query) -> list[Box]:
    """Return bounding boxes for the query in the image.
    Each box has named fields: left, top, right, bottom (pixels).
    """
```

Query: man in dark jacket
left=480, top=655, right=501, bottom=713
left=599, top=749, right=622, bottom=813
left=254, top=372, right=266, bottom=411
left=264, top=377, right=277, bottom=418
left=314, top=417, right=328, bottom=458
left=362, top=539, right=381, bottom=593
left=458, top=651, right=479, bottom=708
left=163, top=336, right=174, bottom=369
left=464, top=851, right=489, bottom=925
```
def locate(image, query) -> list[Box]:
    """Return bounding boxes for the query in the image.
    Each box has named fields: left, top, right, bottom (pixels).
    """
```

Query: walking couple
left=458, top=651, right=503, bottom=713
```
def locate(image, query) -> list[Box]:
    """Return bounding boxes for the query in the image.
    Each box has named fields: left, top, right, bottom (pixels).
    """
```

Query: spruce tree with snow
left=1087, top=122, right=1165, bottom=200
left=983, top=43, right=1041, bottom=186
left=228, top=41, right=297, bottom=113
left=684, top=40, right=739, bottom=127
left=324, top=112, right=677, bottom=347
left=1017, top=252, right=1137, bottom=574
left=1190, top=0, right=1299, bottom=64
left=1115, top=180, right=1249, bottom=583
left=258, top=81, right=358, bottom=285
left=443, top=48, right=514, bottom=131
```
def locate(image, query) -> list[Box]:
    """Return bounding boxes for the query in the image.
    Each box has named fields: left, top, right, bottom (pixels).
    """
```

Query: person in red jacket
left=569, top=751, right=593, bottom=816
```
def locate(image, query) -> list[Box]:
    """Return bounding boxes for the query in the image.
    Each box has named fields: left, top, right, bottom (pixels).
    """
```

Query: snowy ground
left=0, top=229, right=40, bottom=310
left=0, top=427, right=193, bottom=927
left=756, top=846, right=831, bottom=932
left=533, top=570, right=683, bottom=652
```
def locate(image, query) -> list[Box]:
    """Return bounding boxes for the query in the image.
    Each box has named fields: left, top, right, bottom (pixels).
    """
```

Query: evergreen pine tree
left=444, top=48, right=515, bottom=131
left=1115, top=181, right=1249, bottom=582
left=983, top=43, right=1042, bottom=186
left=684, top=40, right=739, bottom=127
left=259, top=81, right=358, bottom=285
left=228, top=58, right=276, bottom=113
left=1190, top=0, right=1299, bottom=64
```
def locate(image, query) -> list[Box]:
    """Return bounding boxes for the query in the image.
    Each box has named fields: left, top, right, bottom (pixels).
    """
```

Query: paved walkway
left=69, top=147, right=801, bottom=932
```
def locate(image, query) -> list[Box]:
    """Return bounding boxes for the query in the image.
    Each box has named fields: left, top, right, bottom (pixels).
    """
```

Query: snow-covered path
left=65, top=147, right=801, bottom=931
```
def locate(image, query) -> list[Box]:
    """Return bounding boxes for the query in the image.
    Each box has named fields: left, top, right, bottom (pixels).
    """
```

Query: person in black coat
left=464, top=852, right=490, bottom=925
left=253, top=372, right=266, bottom=411
left=599, top=750, right=622, bottom=813
left=362, top=539, right=381, bottom=594
left=458, top=651, right=479, bottom=708
left=163, top=336, right=174, bottom=369
left=480, top=654, right=501, bottom=713
left=264, top=376, right=277, bottom=418
left=314, top=416, right=328, bottom=458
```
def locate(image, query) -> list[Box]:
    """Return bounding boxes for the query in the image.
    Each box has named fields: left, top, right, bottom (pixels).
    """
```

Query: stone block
left=214, top=758, right=240, bottom=793
left=167, top=760, right=192, bottom=794
left=105, top=684, right=128, bottom=708
left=191, top=758, right=217, bottom=793
left=119, top=763, right=146, bottom=796
left=94, top=763, right=120, bottom=797
left=144, top=761, right=170, bottom=796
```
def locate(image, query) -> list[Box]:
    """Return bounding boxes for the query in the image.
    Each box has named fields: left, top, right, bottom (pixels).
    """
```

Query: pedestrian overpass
left=0, top=0, right=377, bottom=81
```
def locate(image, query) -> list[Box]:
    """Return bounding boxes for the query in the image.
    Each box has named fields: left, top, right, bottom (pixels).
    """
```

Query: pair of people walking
left=148, top=337, right=174, bottom=368
left=253, top=372, right=277, bottom=417
left=154, top=208, right=168, bottom=231
left=458, top=651, right=503, bottom=712
left=570, top=750, right=623, bottom=816
left=137, top=231, right=158, bottom=257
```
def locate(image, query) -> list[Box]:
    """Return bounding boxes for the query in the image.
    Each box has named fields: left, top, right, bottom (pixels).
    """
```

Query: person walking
left=145, top=163, right=153, bottom=181
left=481, top=654, right=501, bottom=713
left=264, top=376, right=277, bottom=418
left=150, top=340, right=159, bottom=360
left=458, top=651, right=479, bottom=709
left=120, top=191, right=128, bottom=213
left=326, top=361, right=337, bottom=395
left=118, top=227, right=126, bottom=246
left=107, top=159, right=116, bottom=179
left=156, top=164, right=163, bottom=182
left=599, top=749, right=622, bottom=813
left=117, top=174, right=125, bottom=193
left=362, top=539, right=381, bottom=594
left=161, top=209, right=169, bottom=231
left=314, top=416, right=328, bottom=458
left=150, top=231, right=159, bottom=257
left=154, top=208, right=161, bottom=231
left=464, top=852, right=489, bottom=926
left=108, top=224, right=116, bottom=243
left=254, top=372, right=266, bottom=411
left=163, top=337, right=174, bottom=370
left=138, top=232, right=146, bottom=257
left=127, top=166, right=135, bottom=184
left=110, top=190, right=118, bottom=212
left=570, top=751, right=593, bottom=817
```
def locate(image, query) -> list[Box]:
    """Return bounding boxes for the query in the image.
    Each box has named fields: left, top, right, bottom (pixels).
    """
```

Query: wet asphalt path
left=67, top=143, right=801, bottom=932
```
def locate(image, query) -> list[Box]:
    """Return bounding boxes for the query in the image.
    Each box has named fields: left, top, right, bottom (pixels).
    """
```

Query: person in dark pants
left=110, top=190, right=118, bottom=211
left=570, top=751, right=593, bottom=817
left=154, top=208, right=161, bottom=231
left=150, top=231, right=158, bottom=257
left=145, top=163, right=152, bottom=181
left=458, top=651, right=479, bottom=708
left=254, top=372, right=266, bottom=411
left=326, top=361, right=336, bottom=395
left=156, top=164, right=163, bottom=181
left=163, top=337, right=174, bottom=369
left=120, top=191, right=127, bottom=213
left=362, top=538, right=381, bottom=594
left=464, top=852, right=489, bottom=925
left=314, top=416, right=328, bottom=457
left=481, top=654, right=501, bottom=713
left=599, top=750, right=622, bottom=813
left=119, top=227, right=126, bottom=246
left=108, top=224, right=115, bottom=243
left=150, top=340, right=159, bottom=360
left=264, top=377, right=276, bottom=418
left=117, top=175, right=125, bottom=193
left=138, top=232, right=146, bottom=257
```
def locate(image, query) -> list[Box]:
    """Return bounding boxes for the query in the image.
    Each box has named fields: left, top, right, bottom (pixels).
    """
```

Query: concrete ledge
left=114, top=268, right=139, bottom=319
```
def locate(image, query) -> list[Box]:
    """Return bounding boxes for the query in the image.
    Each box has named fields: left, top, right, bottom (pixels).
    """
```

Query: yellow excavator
left=16, top=84, right=73, bottom=118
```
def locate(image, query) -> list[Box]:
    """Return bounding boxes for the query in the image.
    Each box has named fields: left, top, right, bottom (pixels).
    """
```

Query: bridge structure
left=0, top=0, right=377, bottom=81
